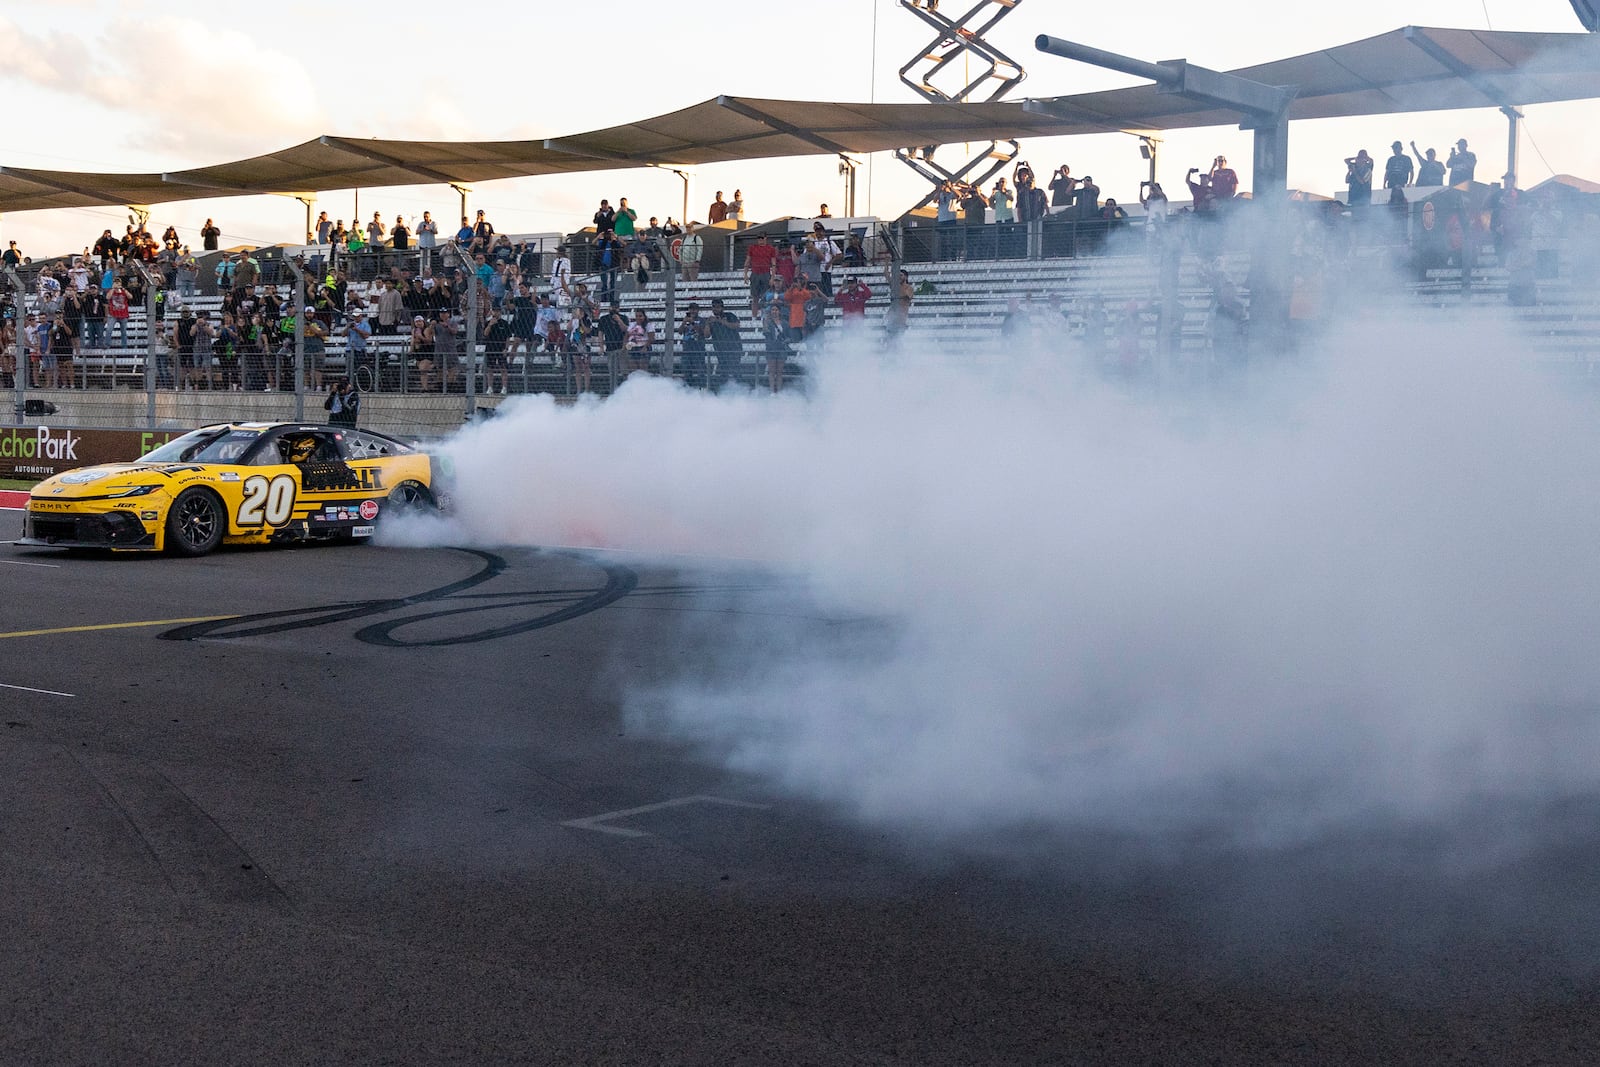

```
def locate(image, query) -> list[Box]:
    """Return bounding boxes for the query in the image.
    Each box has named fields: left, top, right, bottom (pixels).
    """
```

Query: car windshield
left=142, top=428, right=262, bottom=464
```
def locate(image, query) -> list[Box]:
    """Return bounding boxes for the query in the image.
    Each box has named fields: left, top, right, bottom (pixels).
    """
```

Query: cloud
left=0, top=13, right=325, bottom=160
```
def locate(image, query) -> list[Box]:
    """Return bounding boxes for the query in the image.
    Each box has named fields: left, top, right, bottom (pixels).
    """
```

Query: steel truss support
left=895, top=0, right=1028, bottom=210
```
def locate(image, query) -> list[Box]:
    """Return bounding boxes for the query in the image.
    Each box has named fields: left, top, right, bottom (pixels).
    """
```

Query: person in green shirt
left=614, top=197, right=638, bottom=238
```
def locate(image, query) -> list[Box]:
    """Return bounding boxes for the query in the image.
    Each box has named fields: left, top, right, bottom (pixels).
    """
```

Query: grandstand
left=2, top=186, right=1599, bottom=439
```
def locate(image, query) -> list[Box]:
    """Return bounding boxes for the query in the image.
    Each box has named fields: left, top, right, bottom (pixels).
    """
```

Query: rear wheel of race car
left=166, top=488, right=225, bottom=557
left=386, top=480, right=436, bottom=516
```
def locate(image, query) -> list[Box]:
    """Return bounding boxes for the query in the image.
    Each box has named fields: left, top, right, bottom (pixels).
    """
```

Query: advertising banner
left=0, top=426, right=184, bottom=480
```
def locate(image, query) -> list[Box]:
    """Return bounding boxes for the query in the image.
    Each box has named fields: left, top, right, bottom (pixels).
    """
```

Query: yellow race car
left=21, top=422, right=442, bottom=556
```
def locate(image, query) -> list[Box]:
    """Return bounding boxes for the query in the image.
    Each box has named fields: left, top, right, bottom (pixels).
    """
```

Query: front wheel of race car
left=166, top=488, right=225, bottom=557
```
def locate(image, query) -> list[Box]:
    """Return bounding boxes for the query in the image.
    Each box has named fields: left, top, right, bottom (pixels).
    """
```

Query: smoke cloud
left=411, top=310, right=1600, bottom=846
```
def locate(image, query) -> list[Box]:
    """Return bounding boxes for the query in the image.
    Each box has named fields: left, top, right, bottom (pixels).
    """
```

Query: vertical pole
left=1248, top=120, right=1292, bottom=358
left=1502, top=106, right=1522, bottom=189
left=7, top=269, right=27, bottom=422
left=464, top=250, right=478, bottom=419
left=659, top=237, right=677, bottom=380
left=144, top=271, right=158, bottom=427
left=286, top=257, right=306, bottom=422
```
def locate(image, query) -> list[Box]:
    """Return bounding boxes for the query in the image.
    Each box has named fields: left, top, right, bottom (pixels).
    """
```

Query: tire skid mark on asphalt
left=73, top=749, right=296, bottom=916
left=161, top=548, right=643, bottom=648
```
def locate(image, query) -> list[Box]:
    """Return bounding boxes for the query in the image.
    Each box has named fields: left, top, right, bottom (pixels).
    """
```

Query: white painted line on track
left=562, top=795, right=771, bottom=838
left=0, top=682, right=74, bottom=698
left=1, top=559, right=59, bottom=568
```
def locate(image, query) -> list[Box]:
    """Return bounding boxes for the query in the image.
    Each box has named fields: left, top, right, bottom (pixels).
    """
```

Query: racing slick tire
left=166, top=487, right=226, bottom=557
left=386, top=480, right=436, bottom=516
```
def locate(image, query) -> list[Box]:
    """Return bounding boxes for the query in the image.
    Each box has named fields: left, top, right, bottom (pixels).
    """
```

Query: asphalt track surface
left=2, top=517, right=1598, bottom=1065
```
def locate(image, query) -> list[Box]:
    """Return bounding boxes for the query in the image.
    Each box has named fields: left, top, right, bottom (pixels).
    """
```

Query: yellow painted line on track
left=0, top=615, right=240, bottom=640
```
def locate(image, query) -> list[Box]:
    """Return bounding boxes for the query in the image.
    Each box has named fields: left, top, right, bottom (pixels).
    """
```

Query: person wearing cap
left=1384, top=141, right=1413, bottom=189
left=679, top=222, right=704, bottom=282
left=346, top=308, right=372, bottom=385
left=1448, top=139, right=1477, bottom=185
left=1410, top=141, right=1445, bottom=186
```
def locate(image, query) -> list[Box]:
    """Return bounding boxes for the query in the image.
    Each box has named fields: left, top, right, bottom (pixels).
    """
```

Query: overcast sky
left=0, top=0, right=1595, bottom=256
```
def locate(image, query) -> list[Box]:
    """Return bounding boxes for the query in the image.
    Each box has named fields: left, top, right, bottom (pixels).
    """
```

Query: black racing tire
left=166, top=488, right=225, bottom=557
left=386, top=480, right=436, bottom=517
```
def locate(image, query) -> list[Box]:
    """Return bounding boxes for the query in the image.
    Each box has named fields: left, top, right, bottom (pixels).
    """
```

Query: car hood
left=31, top=462, right=203, bottom=500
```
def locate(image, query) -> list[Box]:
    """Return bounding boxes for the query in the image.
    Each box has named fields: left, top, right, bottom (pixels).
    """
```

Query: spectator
left=597, top=303, right=628, bottom=382
left=808, top=222, right=839, bottom=295
left=1140, top=180, right=1169, bottom=243
left=550, top=245, right=572, bottom=292
left=614, top=198, right=638, bottom=239
left=887, top=268, right=913, bottom=343
left=201, top=218, right=220, bottom=251
left=1411, top=141, right=1445, bottom=186
left=962, top=182, right=989, bottom=226
left=1384, top=141, right=1413, bottom=188
left=818, top=204, right=832, bottom=219
left=93, top=230, right=118, bottom=266
left=1075, top=175, right=1100, bottom=218
left=81, top=284, right=106, bottom=350
left=176, top=248, right=198, bottom=297
left=1048, top=165, right=1079, bottom=209
left=375, top=279, right=403, bottom=335
left=593, top=200, right=616, bottom=235
left=1, top=240, right=19, bottom=268
left=1448, top=139, right=1477, bottom=185
left=624, top=309, right=653, bottom=375
left=455, top=215, right=474, bottom=244
left=1344, top=149, right=1374, bottom=207
left=708, top=298, right=741, bottom=367
left=405, top=314, right=435, bottom=392
left=678, top=305, right=709, bottom=388
left=777, top=242, right=800, bottom=289
left=1209, top=156, right=1239, bottom=202
left=708, top=191, right=729, bottom=223
left=1014, top=160, right=1037, bottom=221
left=840, top=234, right=866, bottom=267
left=324, top=377, right=360, bottom=426
left=661, top=217, right=684, bottom=238
left=680, top=222, right=704, bottom=281
left=595, top=231, right=622, bottom=303
left=366, top=212, right=387, bottom=250
left=47, top=317, right=74, bottom=389
left=834, top=275, right=872, bottom=322
left=745, top=231, right=777, bottom=312
left=471, top=209, right=495, bottom=253
left=416, top=211, right=438, bottom=251
left=433, top=309, right=461, bottom=392
left=391, top=216, right=411, bottom=251
left=233, top=252, right=261, bottom=305
left=67, top=258, right=90, bottom=293
left=346, top=310, right=372, bottom=382
left=936, top=181, right=959, bottom=226
left=481, top=308, right=511, bottom=395
left=193, top=312, right=216, bottom=390
left=991, top=177, right=1014, bottom=223
left=333, top=220, right=348, bottom=247
left=728, top=189, right=744, bottom=221
left=215, top=312, right=240, bottom=390
left=315, top=211, right=332, bottom=244
left=107, top=279, right=131, bottom=348
left=626, top=232, right=652, bottom=286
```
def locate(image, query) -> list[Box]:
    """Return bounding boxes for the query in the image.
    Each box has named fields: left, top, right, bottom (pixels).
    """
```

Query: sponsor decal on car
left=359, top=499, right=380, bottom=521
left=30, top=502, right=72, bottom=511
left=351, top=525, right=375, bottom=537
left=58, top=468, right=110, bottom=484
left=219, top=472, right=241, bottom=482
left=140, top=510, right=159, bottom=520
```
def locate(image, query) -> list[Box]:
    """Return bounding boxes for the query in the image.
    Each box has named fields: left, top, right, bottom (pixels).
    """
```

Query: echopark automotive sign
left=0, top=426, right=181, bottom=479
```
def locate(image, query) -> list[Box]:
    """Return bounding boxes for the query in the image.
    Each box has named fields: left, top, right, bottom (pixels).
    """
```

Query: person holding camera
left=324, top=377, right=360, bottom=427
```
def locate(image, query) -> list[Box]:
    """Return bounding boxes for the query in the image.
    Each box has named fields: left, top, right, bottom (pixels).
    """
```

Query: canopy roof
left=1, top=25, right=1597, bottom=214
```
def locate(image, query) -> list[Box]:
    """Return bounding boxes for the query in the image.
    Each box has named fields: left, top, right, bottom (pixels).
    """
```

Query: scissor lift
left=895, top=0, right=1028, bottom=210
